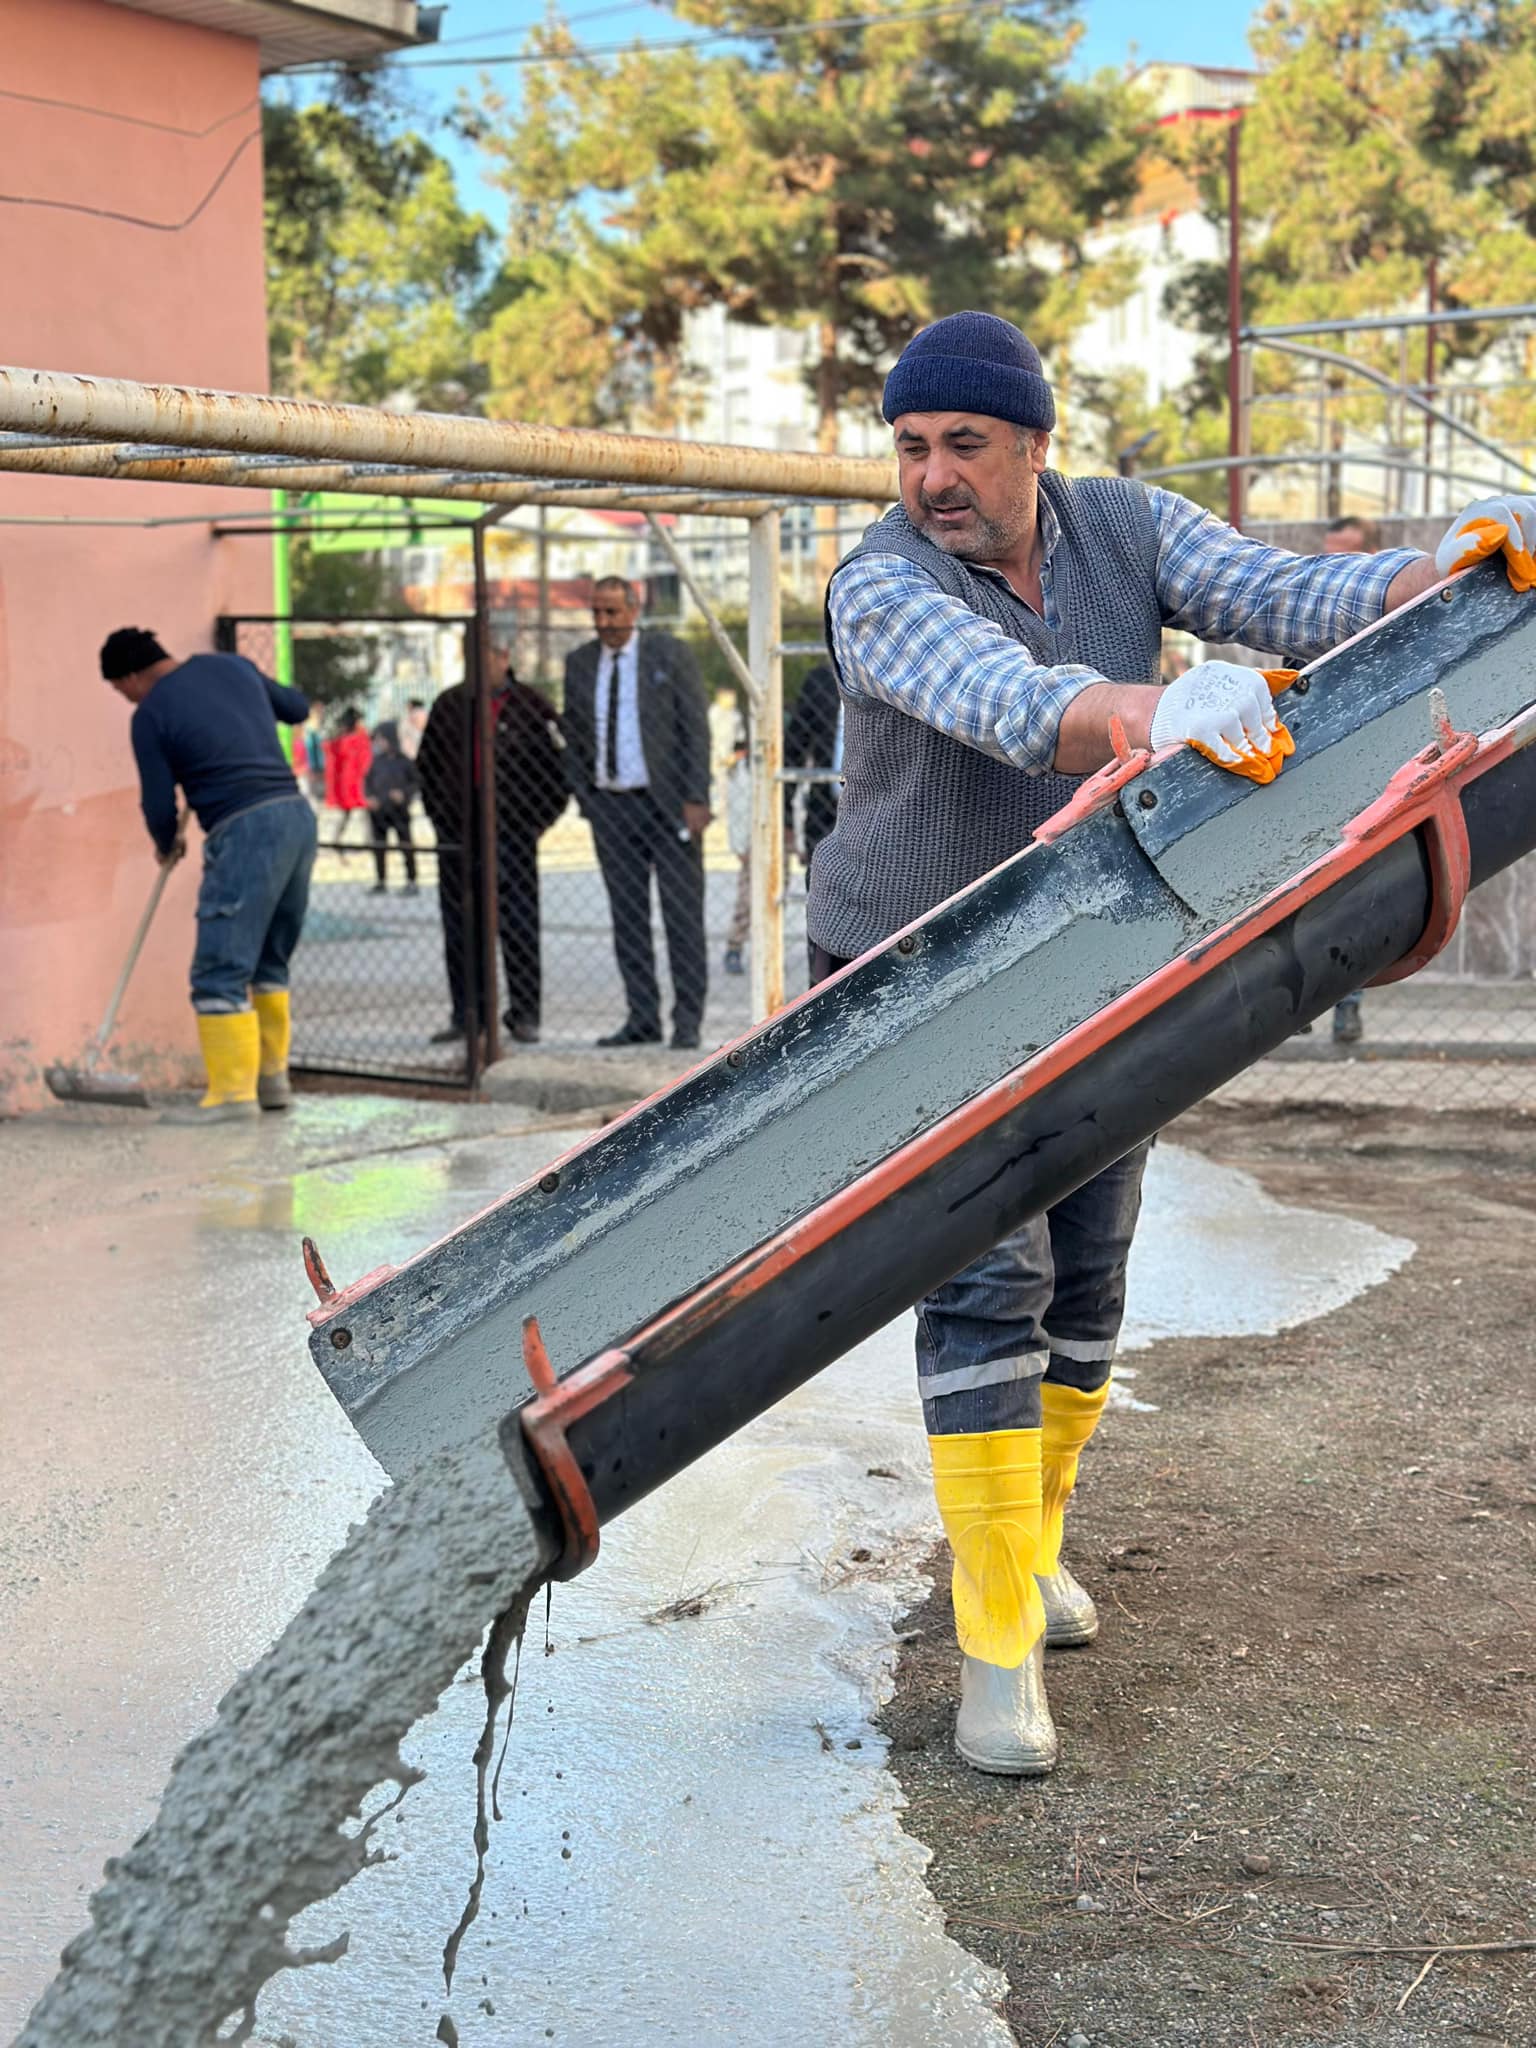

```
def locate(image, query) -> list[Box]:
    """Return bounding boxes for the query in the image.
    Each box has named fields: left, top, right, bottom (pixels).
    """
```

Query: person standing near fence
left=783, top=659, right=843, bottom=876
left=563, top=577, right=712, bottom=1050
left=721, top=714, right=751, bottom=975
left=492, top=659, right=569, bottom=1042
left=100, top=626, right=316, bottom=1122
left=364, top=720, right=419, bottom=896
left=323, top=707, right=373, bottom=855
left=417, top=658, right=567, bottom=1046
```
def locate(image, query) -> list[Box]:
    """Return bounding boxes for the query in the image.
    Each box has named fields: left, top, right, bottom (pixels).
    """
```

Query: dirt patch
left=880, top=1104, right=1536, bottom=2048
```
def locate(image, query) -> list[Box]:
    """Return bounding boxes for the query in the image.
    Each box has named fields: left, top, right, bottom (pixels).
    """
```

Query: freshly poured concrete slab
left=2, top=1113, right=1408, bottom=2048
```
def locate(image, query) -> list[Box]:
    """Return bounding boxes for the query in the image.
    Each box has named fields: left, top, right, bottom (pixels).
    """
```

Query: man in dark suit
left=564, top=577, right=712, bottom=1049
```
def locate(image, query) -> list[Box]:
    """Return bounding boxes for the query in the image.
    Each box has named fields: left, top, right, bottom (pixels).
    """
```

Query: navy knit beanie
left=881, top=312, right=1055, bottom=432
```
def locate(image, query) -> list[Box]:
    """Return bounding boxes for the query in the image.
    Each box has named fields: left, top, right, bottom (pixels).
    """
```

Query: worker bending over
left=810, top=311, right=1536, bottom=1776
left=101, top=627, right=316, bottom=1123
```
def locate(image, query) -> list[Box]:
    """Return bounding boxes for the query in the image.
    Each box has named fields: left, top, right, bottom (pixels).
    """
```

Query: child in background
left=323, top=706, right=374, bottom=855
left=364, top=719, right=420, bottom=896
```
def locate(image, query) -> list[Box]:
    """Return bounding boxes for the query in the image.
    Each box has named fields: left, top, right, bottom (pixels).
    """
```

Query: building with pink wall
left=0, top=0, right=427, bottom=1112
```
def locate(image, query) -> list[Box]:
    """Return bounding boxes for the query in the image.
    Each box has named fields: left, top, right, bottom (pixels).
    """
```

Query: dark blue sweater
left=130, top=654, right=309, bottom=854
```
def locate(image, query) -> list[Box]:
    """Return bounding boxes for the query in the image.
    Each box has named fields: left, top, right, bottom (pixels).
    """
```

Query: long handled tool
left=46, top=821, right=185, bottom=1108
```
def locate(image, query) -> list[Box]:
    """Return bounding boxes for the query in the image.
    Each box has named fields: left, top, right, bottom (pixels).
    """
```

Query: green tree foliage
left=288, top=540, right=402, bottom=708
left=264, top=94, right=492, bottom=408
left=470, top=1, right=1148, bottom=442
left=1163, top=0, right=1536, bottom=485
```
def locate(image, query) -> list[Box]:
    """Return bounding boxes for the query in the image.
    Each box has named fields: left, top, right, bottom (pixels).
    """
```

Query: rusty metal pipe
left=0, top=441, right=796, bottom=516
left=0, top=366, right=897, bottom=501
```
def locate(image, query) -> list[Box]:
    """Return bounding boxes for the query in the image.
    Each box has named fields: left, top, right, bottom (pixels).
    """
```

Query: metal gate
left=218, top=612, right=491, bottom=1090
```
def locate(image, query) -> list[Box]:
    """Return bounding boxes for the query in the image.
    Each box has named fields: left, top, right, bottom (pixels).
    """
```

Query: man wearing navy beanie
left=808, top=308, right=1494, bottom=1779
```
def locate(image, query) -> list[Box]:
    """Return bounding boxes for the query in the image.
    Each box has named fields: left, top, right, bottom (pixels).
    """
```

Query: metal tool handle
left=84, top=816, right=186, bottom=1074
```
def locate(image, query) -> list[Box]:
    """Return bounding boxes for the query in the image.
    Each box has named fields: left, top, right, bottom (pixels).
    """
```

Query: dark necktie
left=603, top=651, right=621, bottom=784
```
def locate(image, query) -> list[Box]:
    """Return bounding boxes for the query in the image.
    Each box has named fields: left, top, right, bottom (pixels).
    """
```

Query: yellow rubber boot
left=252, top=987, right=293, bottom=1111
left=164, top=1012, right=260, bottom=1124
left=1038, top=1379, right=1113, bottom=1648
left=929, top=1428, right=1056, bottom=1775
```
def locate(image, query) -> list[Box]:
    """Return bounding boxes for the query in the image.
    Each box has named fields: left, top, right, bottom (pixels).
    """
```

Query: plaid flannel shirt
left=828, top=486, right=1421, bottom=775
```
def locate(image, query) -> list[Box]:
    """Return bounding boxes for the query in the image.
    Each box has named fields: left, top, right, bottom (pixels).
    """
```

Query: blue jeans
left=190, top=796, right=317, bottom=1013
left=916, top=1142, right=1153, bottom=1436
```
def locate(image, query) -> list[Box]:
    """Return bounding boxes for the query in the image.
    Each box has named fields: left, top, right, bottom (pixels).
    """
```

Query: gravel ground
left=880, top=1104, right=1536, bottom=2048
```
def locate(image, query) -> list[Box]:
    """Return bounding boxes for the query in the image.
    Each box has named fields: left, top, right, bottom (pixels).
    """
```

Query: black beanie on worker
left=100, top=627, right=170, bottom=680
left=881, top=312, right=1056, bottom=432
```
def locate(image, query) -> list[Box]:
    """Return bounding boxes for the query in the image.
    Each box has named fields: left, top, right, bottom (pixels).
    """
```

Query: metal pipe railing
left=0, top=366, right=897, bottom=503
left=0, top=439, right=794, bottom=517
left=1133, top=449, right=1515, bottom=498
left=1257, top=338, right=1536, bottom=488
left=1242, top=302, right=1536, bottom=342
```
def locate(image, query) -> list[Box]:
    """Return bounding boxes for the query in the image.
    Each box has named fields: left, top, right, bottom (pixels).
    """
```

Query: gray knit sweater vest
left=809, top=469, right=1163, bottom=958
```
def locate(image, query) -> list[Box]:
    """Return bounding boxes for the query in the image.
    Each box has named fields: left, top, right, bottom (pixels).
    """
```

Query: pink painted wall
left=0, top=0, right=276, bottom=1111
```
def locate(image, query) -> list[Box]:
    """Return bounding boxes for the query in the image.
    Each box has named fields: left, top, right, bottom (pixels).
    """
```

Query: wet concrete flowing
left=15, top=1432, right=551, bottom=2048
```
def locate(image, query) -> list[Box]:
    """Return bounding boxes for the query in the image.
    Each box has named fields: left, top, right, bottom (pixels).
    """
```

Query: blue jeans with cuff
left=190, top=795, right=317, bottom=1013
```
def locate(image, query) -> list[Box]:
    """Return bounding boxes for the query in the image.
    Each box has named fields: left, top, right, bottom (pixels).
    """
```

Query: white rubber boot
left=955, top=1641, right=1059, bottom=1776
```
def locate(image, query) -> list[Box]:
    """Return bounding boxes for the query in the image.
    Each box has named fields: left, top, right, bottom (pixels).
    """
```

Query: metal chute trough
left=304, top=560, right=1536, bottom=1578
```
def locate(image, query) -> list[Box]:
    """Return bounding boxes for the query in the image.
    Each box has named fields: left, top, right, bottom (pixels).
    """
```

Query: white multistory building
left=1064, top=63, right=1256, bottom=467
left=663, top=305, right=891, bottom=609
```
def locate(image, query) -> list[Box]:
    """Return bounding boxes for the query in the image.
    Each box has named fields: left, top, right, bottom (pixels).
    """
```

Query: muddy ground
left=880, top=1104, right=1536, bottom=2048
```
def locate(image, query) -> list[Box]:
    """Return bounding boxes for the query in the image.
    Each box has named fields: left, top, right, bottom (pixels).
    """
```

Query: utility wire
left=0, top=88, right=258, bottom=137
left=0, top=128, right=260, bottom=233
left=426, top=0, right=670, bottom=45
left=283, top=0, right=1011, bottom=72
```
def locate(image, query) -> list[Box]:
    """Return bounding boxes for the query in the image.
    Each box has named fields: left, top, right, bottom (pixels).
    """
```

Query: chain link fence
left=1219, top=860, right=1536, bottom=1113
left=219, top=613, right=817, bottom=1087
left=222, top=607, right=1535, bottom=1108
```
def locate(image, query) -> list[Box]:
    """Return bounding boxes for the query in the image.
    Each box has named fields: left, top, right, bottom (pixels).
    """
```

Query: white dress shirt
left=593, top=637, right=648, bottom=790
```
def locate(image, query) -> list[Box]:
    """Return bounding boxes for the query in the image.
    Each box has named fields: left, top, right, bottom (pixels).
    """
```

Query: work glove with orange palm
left=1435, top=494, right=1536, bottom=592
left=1149, top=661, right=1298, bottom=786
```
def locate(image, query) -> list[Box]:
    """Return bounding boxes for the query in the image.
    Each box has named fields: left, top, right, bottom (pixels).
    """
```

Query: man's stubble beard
left=914, top=465, right=1037, bottom=565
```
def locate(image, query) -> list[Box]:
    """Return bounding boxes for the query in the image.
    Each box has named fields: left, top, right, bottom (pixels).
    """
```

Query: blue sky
left=310, top=0, right=1261, bottom=214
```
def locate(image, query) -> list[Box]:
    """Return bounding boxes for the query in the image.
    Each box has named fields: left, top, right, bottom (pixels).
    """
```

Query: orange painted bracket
left=1031, top=723, right=1154, bottom=847
left=1341, top=713, right=1477, bottom=987
left=302, top=1236, right=337, bottom=1305
left=516, top=1316, right=634, bottom=1580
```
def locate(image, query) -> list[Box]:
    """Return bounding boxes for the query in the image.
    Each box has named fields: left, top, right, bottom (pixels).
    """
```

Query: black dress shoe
left=502, top=1014, right=540, bottom=1044
left=430, top=1022, right=467, bottom=1044
left=671, top=1028, right=701, bottom=1051
left=596, top=1023, right=662, bottom=1047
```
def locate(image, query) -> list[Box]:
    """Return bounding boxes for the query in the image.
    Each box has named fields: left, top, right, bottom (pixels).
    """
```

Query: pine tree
left=471, top=0, right=1147, bottom=457
left=264, top=92, right=491, bottom=409
left=1161, top=0, right=1536, bottom=504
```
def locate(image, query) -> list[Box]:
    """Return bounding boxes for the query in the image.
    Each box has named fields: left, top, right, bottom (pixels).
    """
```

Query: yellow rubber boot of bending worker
left=930, top=1428, right=1057, bottom=1776
left=1038, top=1379, right=1113, bottom=1649
left=252, top=987, right=293, bottom=1111
left=164, top=1011, right=261, bottom=1124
